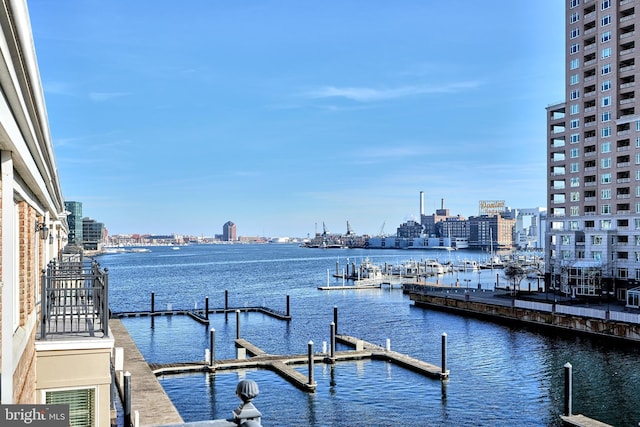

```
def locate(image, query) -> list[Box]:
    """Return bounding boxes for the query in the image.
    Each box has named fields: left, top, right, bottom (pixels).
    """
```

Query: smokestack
left=420, top=191, right=425, bottom=216
left=441, top=198, right=444, bottom=210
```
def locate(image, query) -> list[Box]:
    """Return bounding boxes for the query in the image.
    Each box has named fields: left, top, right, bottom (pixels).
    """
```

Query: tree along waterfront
left=102, top=244, right=640, bottom=426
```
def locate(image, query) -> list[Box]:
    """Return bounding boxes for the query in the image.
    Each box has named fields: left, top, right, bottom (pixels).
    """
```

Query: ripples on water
left=105, top=245, right=640, bottom=426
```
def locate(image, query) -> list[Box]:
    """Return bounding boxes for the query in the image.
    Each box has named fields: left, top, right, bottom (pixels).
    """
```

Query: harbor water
left=103, top=244, right=640, bottom=426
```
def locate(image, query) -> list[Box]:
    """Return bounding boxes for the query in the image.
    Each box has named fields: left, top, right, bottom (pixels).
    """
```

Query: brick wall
left=13, top=326, right=36, bottom=403
left=12, top=202, right=38, bottom=402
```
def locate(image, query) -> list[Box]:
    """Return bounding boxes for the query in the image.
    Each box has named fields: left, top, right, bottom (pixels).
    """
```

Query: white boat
left=455, top=260, right=479, bottom=271
left=423, top=260, right=446, bottom=275
left=357, top=258, right=383, bottom=280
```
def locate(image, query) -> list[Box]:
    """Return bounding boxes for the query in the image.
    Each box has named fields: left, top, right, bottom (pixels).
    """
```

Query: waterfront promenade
left=406, top=282, right=640, bottom=343
left=111, top=319, right=184, bottom=426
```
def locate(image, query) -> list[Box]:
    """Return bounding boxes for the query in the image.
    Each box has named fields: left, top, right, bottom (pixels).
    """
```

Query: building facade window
left=601, top=0, right=610, bottom=9
left=602, top=64, right=611, bottom=75
left=571, top=177, right=580, bottom=187
left=570, top=206, right=580, bottom=216
left=601, top=111, right=611, bottom=122
left=601, top=31, right=611, bottom=43
left=601, top=96, right=611, bottom=107
left=601, top=80, right=611, bottom=91
left=570, top=12, right=580, bottom=23
left=601, top=47, right=611, bottom=58
left=570, top=28, right=580, bottom=39
left=570, top=133, right=580, bottom=143
left=601, top=157, right=611, bottom=168
left=601, top=141, right=611, bottom=153
left=601, top=15, right=611, bottom=26
left=46, top=388, right=96, bottom=427
left=601, top=173, right=612, bottom=183
left=570, top=104, right=580, bottom=115
left=571, top=148, right=580, bottom=157
left=601, top=127, right=611, bottom=137
left=570, top=73, right=580, bottom=85
left=570, top=162, right=579, bottom=172
left=569, top=0, right=579, bottom=9
left=570, top=43, right=580, bottom=54
left=570, top=119, right=580, bottom=129
left=570, top=58, right=580, bottom=69
left=601, top=189, right=611, bottom=199
left=570, top=89, right=580, bottom=100
left=601, top=219, right=612, bottom=228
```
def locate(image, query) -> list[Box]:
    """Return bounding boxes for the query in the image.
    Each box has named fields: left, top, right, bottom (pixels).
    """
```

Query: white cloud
left=89, top=92, right=129, bottom=102
left=305, top=81, right=480, bottom=102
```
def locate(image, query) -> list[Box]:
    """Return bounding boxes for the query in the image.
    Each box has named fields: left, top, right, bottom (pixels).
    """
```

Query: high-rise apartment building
left=64, top=200, right=83, bottom=245
left=546, top=0, right=640, bottom=302
left=223, top=221, right=237, bottom=241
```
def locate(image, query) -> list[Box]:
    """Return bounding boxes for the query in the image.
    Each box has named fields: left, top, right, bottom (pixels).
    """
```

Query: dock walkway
left=336, top=334, right=448, bottom=379
left=561, top=414, right=613, bottom=427
left=150, top=334, right=447, bottom=394
left=110, top=319, right=184, bottom=426
left=111, top=306, right=291, bottom=322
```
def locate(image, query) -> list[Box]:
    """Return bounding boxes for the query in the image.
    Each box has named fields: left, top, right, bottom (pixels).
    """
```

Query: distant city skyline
left=28, top=1, right=564, bottom=237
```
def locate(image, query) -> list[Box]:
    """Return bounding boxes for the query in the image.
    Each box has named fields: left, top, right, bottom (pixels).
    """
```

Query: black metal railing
left=39, top=259, right=109, bottom=339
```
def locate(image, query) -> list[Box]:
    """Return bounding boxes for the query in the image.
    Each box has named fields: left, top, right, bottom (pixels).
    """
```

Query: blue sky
left=28, top=1, right=565, bottom=238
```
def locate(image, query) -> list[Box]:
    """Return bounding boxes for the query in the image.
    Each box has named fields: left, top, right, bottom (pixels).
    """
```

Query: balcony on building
left=620, top=7, right=636, bottom=23
left=619, top=57, right=636, bottom=74
left=37, top=255, right=110, bottom=340
left=617, top=138, right=631, bottom=151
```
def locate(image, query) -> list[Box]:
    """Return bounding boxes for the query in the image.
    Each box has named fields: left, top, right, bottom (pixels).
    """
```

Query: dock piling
left=225, top=290, right=229, bottom=321
left=330, top=322, right=336, bottom=361
left=286, top=295, right=290, bottom=317
left=236, top=309, right=241, bottom=340
left=333, top=306, right=338, bottom=334
left=205, top=296, right=209, bottom=320
left=564, top=362, right=572, bottom=416
left=151, top=292, right=155, bottom=314
left=441, top=332, right=447, bottom=377
left=124, top=371, right=132, bottom=427
left=308, top=341, right=314, bottom=386
left=209, top=328, right=216, bottom=367
left=386, top=338, right=391, bottom=351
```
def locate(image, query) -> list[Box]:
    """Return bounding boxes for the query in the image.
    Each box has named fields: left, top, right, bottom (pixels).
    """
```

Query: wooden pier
left=149, top=334, right=448, bottom=393
left=111, top=306, right=292, bottom=322
left=336, top=335, right=448, bottom=379
left=317, top=282, right=382, bottom=291
left=561, top=414, right=613, bottom=427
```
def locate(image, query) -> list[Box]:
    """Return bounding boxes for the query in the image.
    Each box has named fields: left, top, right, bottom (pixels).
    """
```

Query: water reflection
left=109, top=245, right=640, bottom=426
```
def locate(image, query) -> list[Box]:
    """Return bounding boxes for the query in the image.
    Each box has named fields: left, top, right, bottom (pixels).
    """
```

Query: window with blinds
left=45, top=388, right=95, bottom=427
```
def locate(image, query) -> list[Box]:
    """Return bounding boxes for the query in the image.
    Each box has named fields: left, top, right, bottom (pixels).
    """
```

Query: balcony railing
left=39, top=259, right=109, bottom=339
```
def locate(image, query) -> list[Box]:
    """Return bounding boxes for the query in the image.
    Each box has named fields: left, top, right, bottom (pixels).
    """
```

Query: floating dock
left=317, top=282, right=382, bottom=291
left=149, top=334, right=448, bottom=393
left=111, top=306, right=291, bottom=322
left=561, top=414, right=613, bottom=427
